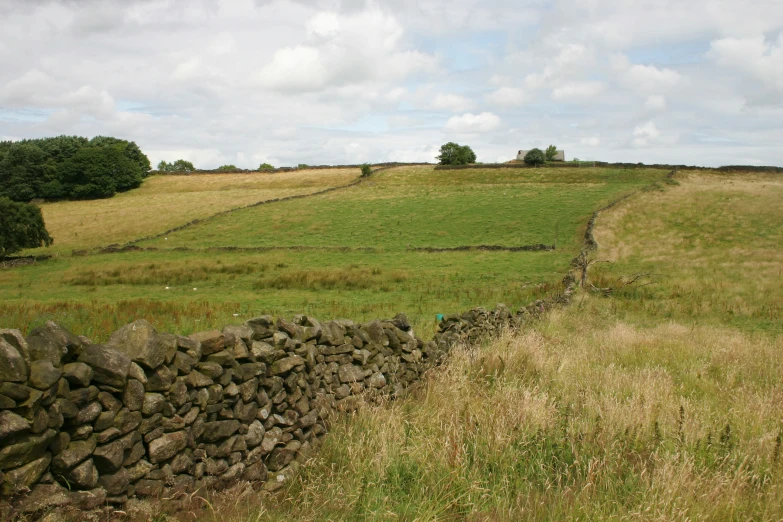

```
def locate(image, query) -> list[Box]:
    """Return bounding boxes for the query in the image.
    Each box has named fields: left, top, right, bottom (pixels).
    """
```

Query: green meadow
left=0, top=165, right=665, bottom=340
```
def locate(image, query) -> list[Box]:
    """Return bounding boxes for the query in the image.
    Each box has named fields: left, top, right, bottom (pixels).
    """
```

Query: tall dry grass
left=180, top=311, right=783, bottom=521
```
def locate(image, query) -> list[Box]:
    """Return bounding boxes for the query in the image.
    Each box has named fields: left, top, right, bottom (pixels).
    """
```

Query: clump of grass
left=252, top=266, right=407, bottom=291
left=65, top=261, right=258, bottom=286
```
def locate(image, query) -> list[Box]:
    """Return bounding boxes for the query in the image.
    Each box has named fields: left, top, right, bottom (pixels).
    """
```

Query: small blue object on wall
left=436, top=314, right=444, bottom=322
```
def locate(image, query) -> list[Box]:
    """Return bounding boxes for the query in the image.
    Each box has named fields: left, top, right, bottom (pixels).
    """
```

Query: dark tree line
left=0, top=135, right=151, bottom=201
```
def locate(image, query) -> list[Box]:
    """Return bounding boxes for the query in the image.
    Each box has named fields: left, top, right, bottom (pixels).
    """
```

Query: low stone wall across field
left=0, top=292, right=574, bottom=516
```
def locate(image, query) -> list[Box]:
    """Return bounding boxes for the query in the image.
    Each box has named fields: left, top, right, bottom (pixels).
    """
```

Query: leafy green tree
left=360, top=164, right=372, bottom=177
left=0, top=197, right=53, bottom=257
left=157, top=159, right=195, bottom=173
left=545, top=145, right=558, bottom=162
left=60, top=146, right=143, bottom=199
left=297, top=164, right=309, bottom=169
left=216, top=165, right=238, bottom=172
left=436, top=142, right=477, bottom=165
left=0, top=144, right=49, bottom=201
left=258, top=163, right=275, bottom=171
left=89, top=136, right=151, bottom=175
left=523, top=148, right=545, bottom=166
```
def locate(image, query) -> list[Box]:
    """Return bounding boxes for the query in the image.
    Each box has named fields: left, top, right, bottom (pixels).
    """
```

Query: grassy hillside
left=1, top=165, right=663, bottom=340
left=177, top=170, right=783, bottom=521
left=25, top=168, right=359, bottom=255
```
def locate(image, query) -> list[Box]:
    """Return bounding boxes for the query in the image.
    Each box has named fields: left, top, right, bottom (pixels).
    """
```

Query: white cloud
left=581, top=136, right=600, bottom=146
left=486, top=87, right=527, bottom=107
left=552, top=81, right=605, bottom=101
left=611, top=54, right=682, bottom=94
left=445, top=112, right=501, bottom=133
left=431, top=93, right=475, bottom=112
left=645, top=95, right=667, bottom=111
left=633, top=121, right=661, bottom=146
left=708, top=34, right=783, bottom=102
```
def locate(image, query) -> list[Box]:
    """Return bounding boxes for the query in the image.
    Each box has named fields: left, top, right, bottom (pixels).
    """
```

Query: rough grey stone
left=145, top=364, right=173, bottom=391
left=26, top=321, right=81, bottom=367
left=148, top=430, right=188, bottom=463
left=142, top=393, right=165, bottom=416
left=270, top=355, right=305, bottom=375
left=188, top=330, right=225, bottom=355
left=1, top=453, right=51, bottom=495
left=0, top=410, right=30, bottom=442
left=62, top=362, right=92, bottom=388
left=106, top=320, right=164, bottom=369
left=203, top=420, right=240, bottom=442
left=63, top=458, right=99, bottom=489
left=0, top=429, right=55, bottom=471
left=124, top=379, right=145, bottom=412
left=78, top=345, right=131, bottom=388
left=338, top=364, right=365, bottom=383
left=0, top=339, right=29, bottom=383
left=97, top=467, right=129, bottom=496
left=51, top=436, right=96, bottom=473
left=186, top=370, right=214, bottom=388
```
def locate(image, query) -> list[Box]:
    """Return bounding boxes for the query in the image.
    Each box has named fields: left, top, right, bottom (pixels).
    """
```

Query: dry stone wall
left=0, top=300, right=566, bottom=516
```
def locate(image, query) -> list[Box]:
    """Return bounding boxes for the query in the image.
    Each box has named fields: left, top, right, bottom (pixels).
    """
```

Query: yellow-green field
left=25, top=168, right=359, bottom=255
left=1, top=165, right=663, bottom=340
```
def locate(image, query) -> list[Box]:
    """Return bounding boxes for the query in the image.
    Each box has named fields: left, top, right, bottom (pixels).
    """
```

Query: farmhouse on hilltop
left=517, top=149, right=565, bottom=161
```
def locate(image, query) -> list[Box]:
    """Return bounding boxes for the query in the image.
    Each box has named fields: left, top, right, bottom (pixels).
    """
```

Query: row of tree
left=156, top=160, right=278, bottom=173
left=0, top=136, right=151, bottom=201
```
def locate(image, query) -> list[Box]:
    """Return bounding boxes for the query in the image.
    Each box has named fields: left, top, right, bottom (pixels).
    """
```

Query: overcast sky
left=1, top=0, right=782, bottom=168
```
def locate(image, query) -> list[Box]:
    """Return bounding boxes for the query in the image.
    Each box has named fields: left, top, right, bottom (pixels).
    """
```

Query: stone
left=270, top=355, right=305, bottom=375
left=0, top=339, right=29, bottom=383
left=106, top=320, right=165, bottom=369
left=69, top=385, right=99, bottom=407
left=170, top=451, right=193, bottom=474
left=250, top=341, right=277, bottom=363
left=75, top=401, right=102, bottom=425
left=139, top=413, right=162, bottom=435
left=267, top=446, right=296, bottom=472
left=135, top=478, right=164, bottom=497
left=368, top=372, right=387, bottom=389
left=0, top=329, right=29, bottom=361
left=78, top=344, right=131, bottom=388
left=338, top=364, right=365, bottom=383
left=94, top=410, right=117, bottom=431
left=245, top=420, right=265, bottom=447
left=321, top=344, right=354, bottom=356
left=0, top=429, right=55, bottom=471
left=64, top=458, right=99, bottom=489
left=238, top=362, right=266, bottom=381
left=128, top=362, right=147, bottom=383
left=123, top=441, right=145, bottom=467
left=94, top=392, right=120, bottom=414
left=223, top=324, right=253, bottom=344
left=113, top=408, right=142, bottom=435
left=97, top=467, right=129, bottom=496
left=16, top=483, right=72, bottom=513
left=124, top=379, right=145, bottom=411
left=203, top=420, right=240, bottom=442
left=177, top=335, right=202, bottom=360
left=188, top=330, right=225, bottom=355
left=0, top=410, right=30, bottom=442
left=96, top=428, right=122, bottom=444
left=142, top=393, right=165, bottom=416
left=261, top=427, right=283, bottom=454
left=172, top=351, right=195, bottom=375
left=297, top=410, right=318, bottom=429
left=206, top=459, right=229, bottom=476
left=94, top=432, right=137, bottom=473
left=242, top=461, right=268, bottom=482
left=198, top=361, right=224, bottom=379
left=220, top=463, right=245, bottom=481
left=26, top=322, right=81, bottom=367
left=1, top=454, right=51, bottom=495
left=126, top=459, right=154, bottom=482
left=148, top=430, right=188, bottom=464
left=240, top=378, right=258, bottom=403
left=62, top=362, right=92, bottom=388
left=145, top=364, right=173, bottom=391
left=51, top=436, right=96, bottom=473
left=186, top=370, right=214, bottom=388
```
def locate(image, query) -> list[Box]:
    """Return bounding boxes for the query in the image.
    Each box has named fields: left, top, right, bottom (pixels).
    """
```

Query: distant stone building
left=517, top=149, right=565, bottom=161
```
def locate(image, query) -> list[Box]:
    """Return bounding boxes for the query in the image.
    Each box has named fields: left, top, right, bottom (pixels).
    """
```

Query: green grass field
left=1, top=165, right=665, bottom=340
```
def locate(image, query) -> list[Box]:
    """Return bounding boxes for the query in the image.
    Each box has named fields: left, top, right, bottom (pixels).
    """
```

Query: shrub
left=0, top=197, right=53, bottom=257
left=545, top=145, right=558, bottom=161
left=297, top=164, right=310, bottom=169
left=436, top=142, right=477, bottom=165
left=361, top=164, right=372, bottom=177
left=216, top=165, right=238, bottom=172
left=258, top=163, right=274, bottom=171
left=158, top=159, right=195, bottom=173
left=524, top=148, right=545, bottom=166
